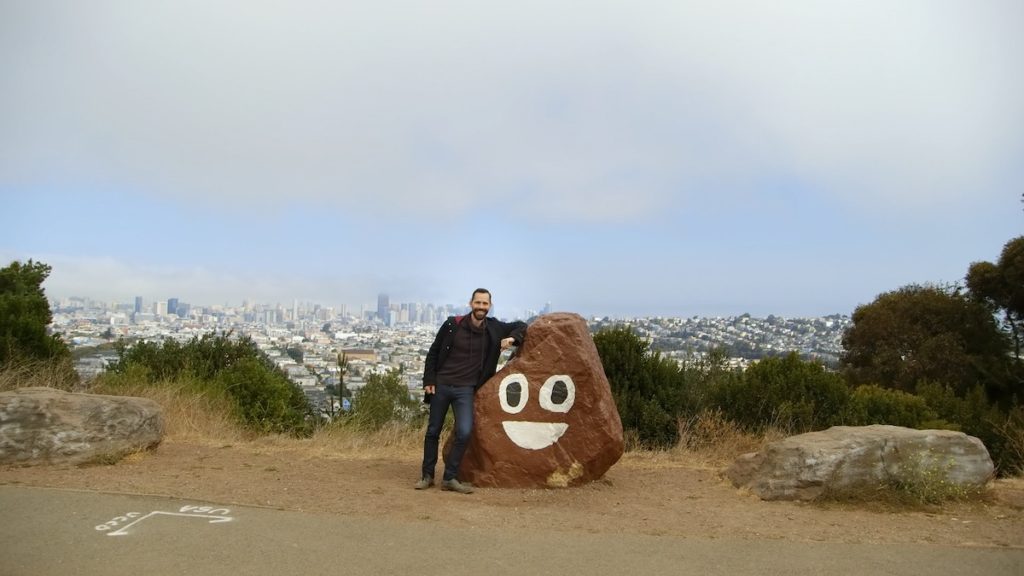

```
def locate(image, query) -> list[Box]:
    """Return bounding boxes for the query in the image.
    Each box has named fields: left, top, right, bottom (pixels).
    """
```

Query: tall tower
left=377, top=293, right=390, bottom=324
left=167, top=298, right=179, bottom=316
left=134, top=296, right=143, bottom=314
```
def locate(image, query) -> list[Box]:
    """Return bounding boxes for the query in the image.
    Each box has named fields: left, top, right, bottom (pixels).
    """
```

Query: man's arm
left=499, top=320, right=527, bottom=349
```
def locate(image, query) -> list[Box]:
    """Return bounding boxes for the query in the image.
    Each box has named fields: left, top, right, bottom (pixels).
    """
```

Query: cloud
left=1, top=0, right=1021, bottom=227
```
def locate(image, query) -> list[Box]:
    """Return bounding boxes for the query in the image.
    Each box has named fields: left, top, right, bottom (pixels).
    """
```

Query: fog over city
left=2, top=1, right=1021, bottom=318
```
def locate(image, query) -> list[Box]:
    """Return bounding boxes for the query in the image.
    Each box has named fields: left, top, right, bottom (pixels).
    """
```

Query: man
left=416, top=288, right=527, bottom=494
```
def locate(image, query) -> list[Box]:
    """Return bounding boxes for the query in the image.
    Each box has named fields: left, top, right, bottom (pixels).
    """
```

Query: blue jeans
left=421, top=384, right=474, bottom=481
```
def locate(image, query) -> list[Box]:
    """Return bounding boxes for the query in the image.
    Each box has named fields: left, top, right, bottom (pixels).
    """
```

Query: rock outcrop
left=0, top=387, right=164, bottom=466
left=454, top=312, right=624, bottom=487
left=726, top=425, right=994, bottom=501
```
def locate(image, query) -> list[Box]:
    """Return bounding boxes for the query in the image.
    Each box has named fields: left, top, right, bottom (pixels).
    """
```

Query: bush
left=917, top=381, right=1021, bottom=475
left=994, top=406, right=1024, bottom=476
left=594, top=327, right=685, bottom=447
left=105, top=332, right=312, bottom=436
left=347, top=370, right=421, bottom=432
left=710, top=352, right=849, bottom=433
left=215, top=357, right=311, bottom=435
left=886, top=449, right=986, bottom=505
left=843, top=385, right=940, bottom=428
left=108, top=332, right=260, bottom=382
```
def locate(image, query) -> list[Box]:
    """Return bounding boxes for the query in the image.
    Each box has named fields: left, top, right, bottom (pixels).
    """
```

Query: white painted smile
left=501, top=421, right=568, bottom=450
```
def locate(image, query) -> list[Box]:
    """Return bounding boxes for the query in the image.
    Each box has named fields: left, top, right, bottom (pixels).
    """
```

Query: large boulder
left=0, top=387, right=164, bottom=466
left=726, top=425, right=994, bottom=501
left=453, top=312, right=624, bottom=488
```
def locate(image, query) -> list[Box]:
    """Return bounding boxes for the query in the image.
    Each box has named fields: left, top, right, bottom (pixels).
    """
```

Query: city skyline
left=3, top=2, right=1022, bottom=319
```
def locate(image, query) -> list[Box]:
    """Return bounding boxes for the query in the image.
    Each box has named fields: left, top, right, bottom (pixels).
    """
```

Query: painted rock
left=453, top=312, right=624, bottom=487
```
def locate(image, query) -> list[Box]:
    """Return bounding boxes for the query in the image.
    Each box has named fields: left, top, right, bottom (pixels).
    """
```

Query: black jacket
left=423, top=315, right=527, bottom=390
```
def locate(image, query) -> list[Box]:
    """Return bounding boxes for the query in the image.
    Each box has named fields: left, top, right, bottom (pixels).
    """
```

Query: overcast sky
left=2, top=0, right=1021, bottom=318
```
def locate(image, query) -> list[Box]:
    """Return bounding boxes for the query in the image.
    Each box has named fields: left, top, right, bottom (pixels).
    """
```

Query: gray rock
left=725, top=425, right=994, bottom=501
left=0, top=387, right=164, bottom=466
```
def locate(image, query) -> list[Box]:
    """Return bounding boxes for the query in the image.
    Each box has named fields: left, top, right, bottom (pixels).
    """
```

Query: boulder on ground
left=726, top=424, right=994, bottom=501
left=0, top=387, right=164, bottom=466
left=453, top=312, right=624, bottom=488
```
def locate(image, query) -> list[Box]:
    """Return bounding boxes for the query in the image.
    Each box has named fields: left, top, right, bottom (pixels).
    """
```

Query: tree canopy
left=967, top=235, right=1024, bottom=361
left=840, top=284, right=1015, bottom=403
left=0, top=260, right=69, bottom=366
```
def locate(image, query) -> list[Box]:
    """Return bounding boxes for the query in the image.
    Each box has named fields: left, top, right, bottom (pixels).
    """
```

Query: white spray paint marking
left=96, top=505, right=233, bottom=536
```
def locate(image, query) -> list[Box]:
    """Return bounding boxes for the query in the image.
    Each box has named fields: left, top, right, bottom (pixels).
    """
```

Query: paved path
left=1, top=485, right=1021, bottom=576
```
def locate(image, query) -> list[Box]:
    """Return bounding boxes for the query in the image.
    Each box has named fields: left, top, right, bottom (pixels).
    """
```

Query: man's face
left=470, top=292, right=491, bottom=319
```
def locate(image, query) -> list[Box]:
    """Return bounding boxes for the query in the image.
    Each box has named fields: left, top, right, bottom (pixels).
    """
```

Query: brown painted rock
left=454, top=312, right=624, bottom=487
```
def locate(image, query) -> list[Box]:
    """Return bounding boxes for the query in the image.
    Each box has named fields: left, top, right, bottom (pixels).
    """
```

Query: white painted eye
left=498, top=373, right=529, bottom=414
left=539, top=375, right=575, bottom=413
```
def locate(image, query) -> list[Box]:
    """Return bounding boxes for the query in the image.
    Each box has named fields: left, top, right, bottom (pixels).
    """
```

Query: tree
left=967, top=236, right=1024, bottom=362
left=350, top=369, right=418, bottom=430
left=841, top=284, right=1015, bottom=403
left=286, top=346, right=304, bottom=364
left=0, top=260, right=70, bottom=366
left=336, top=352, right=350, bottom=399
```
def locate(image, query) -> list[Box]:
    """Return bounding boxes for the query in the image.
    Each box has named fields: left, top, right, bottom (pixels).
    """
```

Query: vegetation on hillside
left=0, top=260, right=76, bottom=385
left=101, top=333, right=314, bottom=435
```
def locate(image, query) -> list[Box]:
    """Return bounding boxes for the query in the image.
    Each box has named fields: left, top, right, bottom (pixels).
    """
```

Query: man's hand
left=424, top=385, right=435, bottom=395
left=500, top=337, right=516, bottom=350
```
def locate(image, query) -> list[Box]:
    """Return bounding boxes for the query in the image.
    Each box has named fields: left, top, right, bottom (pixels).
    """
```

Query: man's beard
left=473, top=308, right=487, bottom=318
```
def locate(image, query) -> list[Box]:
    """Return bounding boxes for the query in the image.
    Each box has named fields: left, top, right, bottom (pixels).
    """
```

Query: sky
left=1, top=1, right=1022, bottom=319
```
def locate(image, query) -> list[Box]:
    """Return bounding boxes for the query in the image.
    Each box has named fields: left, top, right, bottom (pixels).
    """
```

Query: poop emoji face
left=497, top=373, right=576, bottom=450
left=449, top=312, right=624, bottom=488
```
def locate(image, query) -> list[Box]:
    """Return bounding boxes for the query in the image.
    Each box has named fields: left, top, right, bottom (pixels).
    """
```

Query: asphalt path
left=1, top=485, right=1021, bottom=576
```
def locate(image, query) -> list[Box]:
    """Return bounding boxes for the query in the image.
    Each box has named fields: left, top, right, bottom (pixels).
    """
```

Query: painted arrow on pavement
left=107, top=511, right=233, bottom=536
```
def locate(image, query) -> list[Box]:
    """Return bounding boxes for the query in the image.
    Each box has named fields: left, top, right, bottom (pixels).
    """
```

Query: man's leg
left=442, top=386, right=474, bottom=482
left=421, top=385, right=452, bottom=481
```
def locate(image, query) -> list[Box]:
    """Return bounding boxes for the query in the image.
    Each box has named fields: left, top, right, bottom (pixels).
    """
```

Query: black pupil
left=551, top=381, right=568, bottom=404
left=506, top=382, right=522, bottom=406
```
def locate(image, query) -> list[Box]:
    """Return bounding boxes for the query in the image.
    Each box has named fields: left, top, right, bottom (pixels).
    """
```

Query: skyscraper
left=167, top=298, right=179, bottom=316
left=377, top=293, right=390, bottom=324
left=134, top=296, right=143, bottom=314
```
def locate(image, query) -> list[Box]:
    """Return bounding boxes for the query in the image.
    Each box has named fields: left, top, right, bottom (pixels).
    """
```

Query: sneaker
left=414, top=476, right=434, bottom=490
left=441, top=478, right=475, bottom=494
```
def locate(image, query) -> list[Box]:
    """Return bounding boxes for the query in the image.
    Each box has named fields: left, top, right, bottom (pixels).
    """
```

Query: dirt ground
left=2, top=438, right=1023, bottom=549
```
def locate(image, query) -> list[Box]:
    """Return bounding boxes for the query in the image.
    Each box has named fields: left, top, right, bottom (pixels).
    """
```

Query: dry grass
left=669, top=410, right=786, bottom=468
left=88, top=379, right=248, bottom=445
left=620, top=411, right=784, bottom=470
left=996, top=408, right=1024, bottom=477
left=248, top=421, right=425, bottom=460
left=0, top=359, right=79, bottom=392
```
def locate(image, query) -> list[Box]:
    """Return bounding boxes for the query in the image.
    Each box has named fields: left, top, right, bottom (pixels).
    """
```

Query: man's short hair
left=471, top=288, right=491, bottom=301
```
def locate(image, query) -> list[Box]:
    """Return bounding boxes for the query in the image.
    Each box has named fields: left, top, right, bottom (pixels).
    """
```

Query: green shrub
left=710, top=352, right=849, bottom=433
left=108, top=332, right=260, bottom=382
left=594, top=327, right=685, bottom=447
left=843, top=385, right=940, bottom=428
left=917, top=381, right=1021, bottom=475
left=886, top=449, right=986, bottom=505
left=347, top=369, right=421, bottom=432
left=215, top=357, right=311, bottom=435
left=105, top=332, right=312, bottom=436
